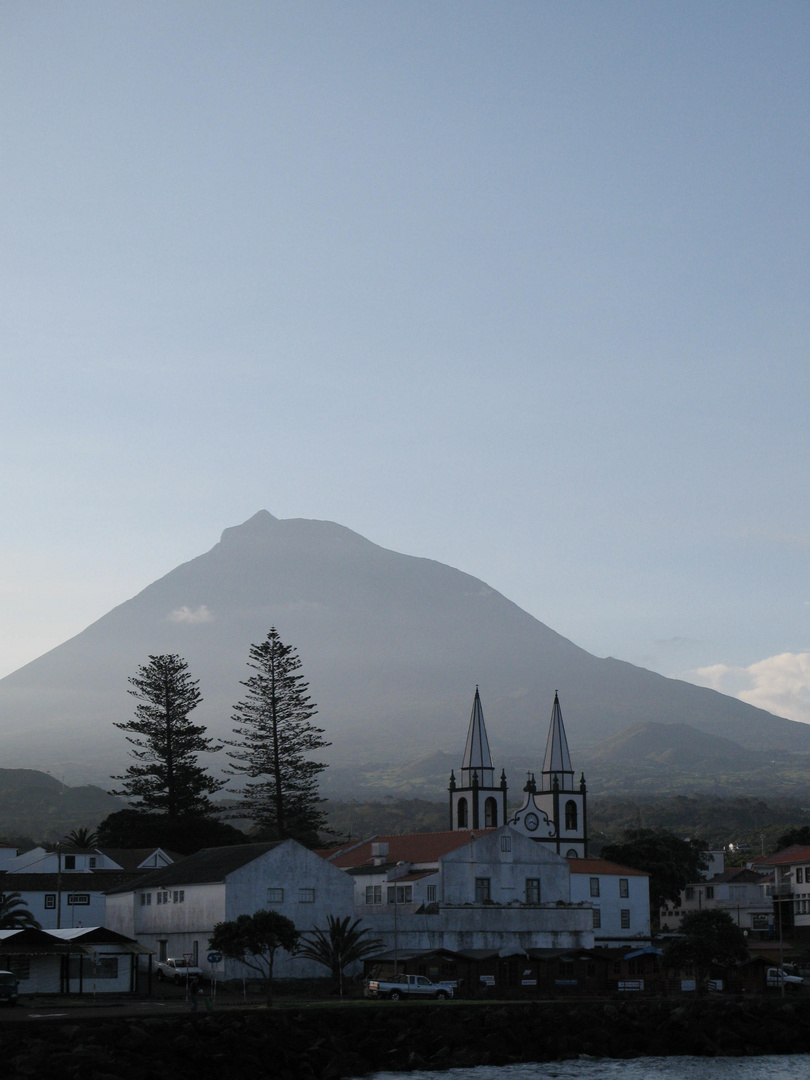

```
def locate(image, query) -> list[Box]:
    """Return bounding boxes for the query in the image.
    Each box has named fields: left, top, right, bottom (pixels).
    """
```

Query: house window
left=685, top=887, right=694, bottom=901
left=475, top=877, right=491, bottom=903
left=387, top=885, right=413, bottom=904
left=44, top=894, right=56, bottom=910
left=621, top=909, right=630, bottom=929
left=299, top=888, right=315, bottom=903
left=63, top=855, right=76, bottom=870
left=705, top=887, right=714, bottom=900
left=267, top=888, right=284, bottom=904
left=485, top=797, right=498, bottom=828
left=797, top=868, right=804, bottom=884
left=426, top=885, right=437, bottom=903
left=67, top=894, right=90, bottom=906
left=156, top=891, right=170, bottom=905
left=590, top=878, right=600, bottom=898
left=525, top=878, right=540, bottom=904
left=173, top=890, right=185, bottom=904
left=457, top=797, right=468, bottom=829
left=89, top=857, right=97, bottom=869
left=365, top=885, right=382, bottom=905
left=500, top=835, right=512, bottom=853
left=592, top=908, right=601, bottom=929
left=565, top=801, right=578, bottom=830
left=158, top=940, right=168, bottom=963
left=619, top=878, right=629, bottom=898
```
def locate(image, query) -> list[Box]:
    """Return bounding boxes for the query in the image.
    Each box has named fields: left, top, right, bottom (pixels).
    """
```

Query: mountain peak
left=219, top=510, right=278, bottom=544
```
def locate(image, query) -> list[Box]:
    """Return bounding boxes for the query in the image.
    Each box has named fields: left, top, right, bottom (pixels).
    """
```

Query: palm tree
left=297, top=915, right=383, bottom=997
left=63, top=827, right=99, bottom=848
left=0, top=892, right=40, bottom=930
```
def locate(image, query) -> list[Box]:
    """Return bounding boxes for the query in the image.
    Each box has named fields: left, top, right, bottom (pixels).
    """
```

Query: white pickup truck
left=766, top=967, right=804, bottom=991
left=365, top=973, right=454, bottom=1001
left=156, top=957, right=204, bottom=984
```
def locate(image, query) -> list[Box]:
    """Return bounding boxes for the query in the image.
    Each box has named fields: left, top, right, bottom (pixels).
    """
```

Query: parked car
left=156, top=958, right=204, bottom=984
left=0, top=970, right=19, bottom=1006
left=765, top=967, right=804, bottom=991
left=365, top=973, right=453, bottom=1001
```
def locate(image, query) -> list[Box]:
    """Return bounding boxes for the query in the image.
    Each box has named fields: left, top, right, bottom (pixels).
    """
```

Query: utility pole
left=56, top=843, right=62, bottom=930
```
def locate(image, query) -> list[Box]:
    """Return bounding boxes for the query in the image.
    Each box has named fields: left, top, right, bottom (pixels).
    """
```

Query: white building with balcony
left=660, top=866, right=773, bottom=936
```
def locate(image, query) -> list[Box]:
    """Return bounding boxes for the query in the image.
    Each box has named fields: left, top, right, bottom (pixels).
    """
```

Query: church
left=448, top=686, right=588, bottom=858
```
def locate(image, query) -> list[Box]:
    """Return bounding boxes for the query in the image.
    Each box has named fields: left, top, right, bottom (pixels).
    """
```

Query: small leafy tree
left=0, top=891, right=40, bottom=930
left=64, top=827, right=98, bottom=848
left=111, top=654, right=225, bottom=817
left=664, top=908, right=748, bottom=987
left=209, top=909, right=299, bottom=1004
left=601, top=828, right=708, bottom=922
left=775, top=826, right=810, bottom=851
left=227, top=628, right=329, bottom=844
left=297, top=915, right=384, bottom=996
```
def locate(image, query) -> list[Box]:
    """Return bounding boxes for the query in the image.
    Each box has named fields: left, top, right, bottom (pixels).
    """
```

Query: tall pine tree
left=111, top=654, right=225, bottom=816
left=227, top=627, right=329, bottom=844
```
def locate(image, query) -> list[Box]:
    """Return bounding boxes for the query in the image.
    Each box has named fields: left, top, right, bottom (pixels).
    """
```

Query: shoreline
left=4, top=997, right=810, bottom=1078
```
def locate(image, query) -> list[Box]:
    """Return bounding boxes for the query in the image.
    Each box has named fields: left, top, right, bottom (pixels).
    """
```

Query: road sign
left=207, top=951, right=222, bottom=964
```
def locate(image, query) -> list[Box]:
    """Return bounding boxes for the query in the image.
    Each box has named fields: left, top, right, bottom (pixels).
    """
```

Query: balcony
left=766, top=883, right=794, bottom=898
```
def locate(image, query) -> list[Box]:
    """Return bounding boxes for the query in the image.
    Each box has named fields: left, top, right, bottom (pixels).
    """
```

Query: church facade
left=449, top=687, right=588, bottom=858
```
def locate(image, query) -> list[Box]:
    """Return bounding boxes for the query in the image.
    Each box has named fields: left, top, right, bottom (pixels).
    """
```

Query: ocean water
left=357, top=1056, right=810, bottom=1080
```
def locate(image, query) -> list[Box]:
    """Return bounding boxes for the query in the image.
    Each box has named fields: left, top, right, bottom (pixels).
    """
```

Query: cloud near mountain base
left=167, top=605, right=214, bottom=624
left=688, top=652, right=810, bottom=725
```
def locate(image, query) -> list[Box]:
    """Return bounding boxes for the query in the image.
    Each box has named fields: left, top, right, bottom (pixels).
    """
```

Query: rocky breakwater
left=4, top=998, right=810, bottom=1079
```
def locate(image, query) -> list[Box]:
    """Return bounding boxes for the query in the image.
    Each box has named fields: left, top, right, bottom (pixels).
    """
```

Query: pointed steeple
left=541, top=691, right=574, bottom=792
left=460, top=685, right=494, bottom=788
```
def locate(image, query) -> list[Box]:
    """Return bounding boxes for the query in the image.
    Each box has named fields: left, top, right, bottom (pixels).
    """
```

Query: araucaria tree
left=227, top=627, right=329, bottom=844
left=111, top=654, right=225, bottom=817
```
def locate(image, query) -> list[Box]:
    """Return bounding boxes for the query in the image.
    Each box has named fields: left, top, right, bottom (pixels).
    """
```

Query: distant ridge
left=0, top=511, right=807, bottom=787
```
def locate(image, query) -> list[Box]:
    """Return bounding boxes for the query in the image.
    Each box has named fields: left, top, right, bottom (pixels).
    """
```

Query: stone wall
left=5, top=997, right=810, bottom=1079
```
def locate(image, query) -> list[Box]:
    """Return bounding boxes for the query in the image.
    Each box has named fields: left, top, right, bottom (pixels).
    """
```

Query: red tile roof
left=321, top=830, right=488, bottom=868
left=758, top=845, right=810, bottom=867
left=567, top=857, right=648, bottom=877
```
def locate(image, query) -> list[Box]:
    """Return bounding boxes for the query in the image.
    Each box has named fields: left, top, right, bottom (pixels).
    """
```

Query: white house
left=660, top=866, right=773, bottom=935
left=0, top=926, right=147, bottom=994
left=1, top=845, right=176, bottom=930
left=568, top=858, right=651, bottom=946
left=105, top=840, right=356, bottom=980
left=757, top=844, right=810, bottom=940
left=324, top=825, right=594, bottom=954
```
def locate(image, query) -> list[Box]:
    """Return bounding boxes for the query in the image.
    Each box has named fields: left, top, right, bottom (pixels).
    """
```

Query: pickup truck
left=156, top=958, right=204, bottom=984
left=365, top=973, right=453, bottom=1001
left=766, top=967, right=804, bottom=991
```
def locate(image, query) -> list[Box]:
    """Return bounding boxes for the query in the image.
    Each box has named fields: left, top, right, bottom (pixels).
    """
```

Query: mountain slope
left=1, top=511, right=807, bottom=786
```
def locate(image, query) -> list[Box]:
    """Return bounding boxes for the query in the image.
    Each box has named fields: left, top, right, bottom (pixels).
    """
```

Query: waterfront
left=360, top=1055, right=810, bottom=1080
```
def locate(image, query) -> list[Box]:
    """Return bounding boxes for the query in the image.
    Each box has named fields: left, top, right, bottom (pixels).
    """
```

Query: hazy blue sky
left=2, top=3, right=808, bottom=723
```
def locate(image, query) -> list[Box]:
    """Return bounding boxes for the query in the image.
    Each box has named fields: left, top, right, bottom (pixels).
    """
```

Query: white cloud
left=687, top=652, right=810, bottom=725
left=167, top=605, right=214, bottom=625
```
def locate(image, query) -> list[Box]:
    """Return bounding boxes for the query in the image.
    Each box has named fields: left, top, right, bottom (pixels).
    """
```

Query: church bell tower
left=448, top=687, right=508, bottom=830
left=508, top=691, right=588, bottom=857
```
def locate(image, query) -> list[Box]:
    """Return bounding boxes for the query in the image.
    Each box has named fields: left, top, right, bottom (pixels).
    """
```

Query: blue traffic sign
left=207, top=951, right=222, bottom=964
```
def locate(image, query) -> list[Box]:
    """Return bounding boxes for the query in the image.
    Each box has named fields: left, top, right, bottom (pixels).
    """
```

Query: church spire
left=541, top=690, right=574, bottom=792
left=460, top=685, right=494, bottom=788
